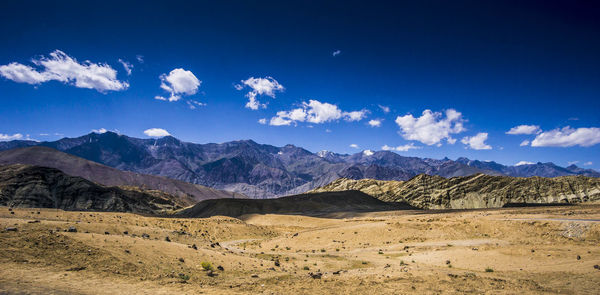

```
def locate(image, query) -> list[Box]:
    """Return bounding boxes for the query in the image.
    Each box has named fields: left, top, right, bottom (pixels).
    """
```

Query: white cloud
left=269, top=100, right=366, bottom=126
left=136, top=55, right=144, bottom=63
left=325, top=129, right=332, bottom=133
left=157, top=68, right=201, bottom=102
left=143, top=128, right=170, bottom=137
left=186, top=100, right=206, bottom=110
left=363, top=150, right=374, bottom=156
left=378, top=105, right=390, bottom=113
left=0, top=133, right=23, bottom=141
left=531, top=127, right=600, bottom=147
left=381, top=143, right=421, bottom=152
left=461, top=132, right=492, bottom=150
left=395, top=109, right=465, bottom=145
left=92, top=128, right=107, bottom=134
left=520, top=140, right=530, bottom=146
left=584, top=161, right=593, bottom=166
left=368, top=119, right=382, bottom=127
left=118, top=59, right=133, bottom=75
left=258, top=118, right=267, bottom=125
left=343, top=110, right=368, bottom=122
left=236, top=77, right=284, bottom=110
left=515, top=161, right=534, bottom=166
left=506, top=125, right=541, bottom=135
left=349, top=143, right=359, bottom=149
left=332, top=50, right=341, bottom=57
left=0, top=50, right=129, bottom=92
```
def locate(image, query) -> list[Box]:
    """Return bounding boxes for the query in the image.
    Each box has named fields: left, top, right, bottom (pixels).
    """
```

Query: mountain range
left=1, top=131, right=598, bottom=199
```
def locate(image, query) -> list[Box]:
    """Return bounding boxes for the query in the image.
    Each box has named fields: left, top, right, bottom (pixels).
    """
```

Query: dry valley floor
left=1, top=205, right=600, bottom=294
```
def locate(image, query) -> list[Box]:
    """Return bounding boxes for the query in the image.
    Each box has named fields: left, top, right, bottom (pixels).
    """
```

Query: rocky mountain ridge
left=1, top=131, right=597, bottom=198
left=311, top=174, right=600, bottom=209
left=0, top=164, right=188, bottom=214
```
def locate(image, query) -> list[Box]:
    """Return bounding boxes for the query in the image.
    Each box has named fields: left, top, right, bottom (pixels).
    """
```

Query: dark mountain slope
left=176, top=190, right=416, bottom=218
left=0, top=164, right=185, bottom=214
left=0, top=146, right=244, bottom=202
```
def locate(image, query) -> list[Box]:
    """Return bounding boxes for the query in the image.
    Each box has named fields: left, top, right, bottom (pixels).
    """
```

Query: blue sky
left=1, top=1, right=599, bottom=168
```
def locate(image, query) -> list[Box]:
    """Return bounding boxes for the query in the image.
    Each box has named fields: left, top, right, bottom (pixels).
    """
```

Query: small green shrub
left=303, top=266, right=310, bottom=270
left=485, top=267, right=494, bottom=272
left=201, top=261, right=214, bottom=271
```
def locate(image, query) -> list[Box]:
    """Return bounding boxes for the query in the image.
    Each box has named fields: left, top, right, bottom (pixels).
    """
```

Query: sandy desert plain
left=1, top=204, right=599, bottom=294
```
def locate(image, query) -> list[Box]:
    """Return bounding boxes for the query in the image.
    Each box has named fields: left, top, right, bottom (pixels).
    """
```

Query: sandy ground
left=1, top=205, right=599, bottom=294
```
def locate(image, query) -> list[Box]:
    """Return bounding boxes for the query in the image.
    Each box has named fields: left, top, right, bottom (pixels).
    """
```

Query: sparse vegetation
left=201, top=262, right=214, bottom=271
left=485, top=267, right=494, bottom=272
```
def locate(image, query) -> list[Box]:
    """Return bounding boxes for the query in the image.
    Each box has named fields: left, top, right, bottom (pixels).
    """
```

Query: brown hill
left=0, top=164, right=186, bottom=214
left=176, top=190, right=416, bottom=218
left=311, top=174, right=600, bottom=209
left=0, top=146, right=245, bottom=203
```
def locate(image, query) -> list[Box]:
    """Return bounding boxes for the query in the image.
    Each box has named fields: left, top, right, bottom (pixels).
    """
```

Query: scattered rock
left=66, top=266, right=86, bottom=271
left=594, top=265, right=599, bottom=270
left=191, top=244, right=198, bottom=250
left=577, top=255, right=581, bottom=260
left=178, top=258, right=185, bottom=263
left=309, top=272, right=322, bottom=279
left=251, top=274, right=259, bottom=278
left=4, top=227, right=17, bottom=232
left=27, top=220, right=40, bottom=224
left=207, top=270, right=218, bottom=277
left=142, top=233, right=150, bottom=239
left=446, top=260, right=451, bottom=265
left=332, top=270, right=341, bottom=275
left=165, top=236, right=171, bottom=242
left=123, top=231, right=128, bottom=235
left=274, top=260, right=280, bottom=267
left=67, top=227, right=77, bottom=233
left=104, top=231, right=110, bottom=235
left=217, top=265, right=224, bottom=271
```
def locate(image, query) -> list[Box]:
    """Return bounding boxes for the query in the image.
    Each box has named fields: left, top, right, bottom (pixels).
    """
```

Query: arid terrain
left=2, top=204, right=600, bottom=294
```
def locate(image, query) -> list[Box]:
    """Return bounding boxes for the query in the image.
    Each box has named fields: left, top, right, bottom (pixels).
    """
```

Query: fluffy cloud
left=368, top=119, right=382, bottom=127
left=349, top=143, right=359, bottom=149
left=155, top=68, right=201, bottom=102
left=515, top=161, right=534, bottom=166
left=0, top=133, right=23, bottom=141
left=269, top=100, right=367, bottom=126
left=332, top=50, right=341, bottom=57
left=363, top=150, right=374, bottom=156
left=143, top=128, right=171, bottom=137
left=531, top=127, right=600, bottom=147
left=258, top=118, right=267, bottom=125
left=136, top=55, right=144, bottom=63
left=584, top=161, right=593, bottom=166
left=118, top=59, right=133, bottom=75
left=381, top=143, right=420, bottom=152
left=395, top=109, right=465, bottom=145
left=520, top=140, right=530, bottom=146
left=343, top=110, right=368, bottom=122
left=461, top=133, right=492, bottom=150
left=0, top=50, right=129, bottom=92
left=236, top=77, right=284, bottom=110
left=506, top=125, right=541, bottom=135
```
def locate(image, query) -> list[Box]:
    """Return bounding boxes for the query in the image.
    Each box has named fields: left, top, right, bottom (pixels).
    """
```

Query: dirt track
left=1, top=205, right=599, bottom=294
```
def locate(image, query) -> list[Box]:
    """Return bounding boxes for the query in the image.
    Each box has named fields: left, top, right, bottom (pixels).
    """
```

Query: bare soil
left=1, top=204, right=599, bottom=294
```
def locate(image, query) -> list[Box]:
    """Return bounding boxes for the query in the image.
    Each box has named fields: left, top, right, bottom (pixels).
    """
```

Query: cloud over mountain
left=236, top=76, right=284, bottom=110
left=461, top=132, right=492, bottom=150
left=531, top=127, right=600, bottom=147
left=269, top=100, right=367, bottom=126
left=395, top=109, right=465, bottom=145
left=155, top=68, right=201, bottom=102
left=0, top=50, right=129, bottom=92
